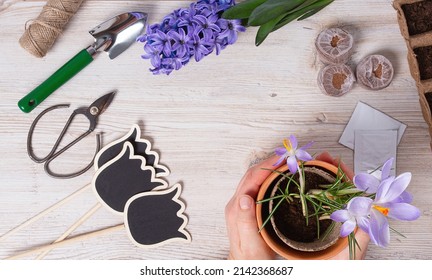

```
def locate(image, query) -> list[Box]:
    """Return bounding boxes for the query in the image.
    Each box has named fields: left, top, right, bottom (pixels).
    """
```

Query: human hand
left=225, top=151, right=370, bottom=260
left=225, top=155, right=282, bottom=260
left=316, top=151, right=370, bottom=260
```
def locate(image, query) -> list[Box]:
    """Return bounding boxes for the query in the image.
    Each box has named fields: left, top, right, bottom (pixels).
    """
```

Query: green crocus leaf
left=248, top=0, right=306, bottom=26
left=222, top=0, right=268, bottom=20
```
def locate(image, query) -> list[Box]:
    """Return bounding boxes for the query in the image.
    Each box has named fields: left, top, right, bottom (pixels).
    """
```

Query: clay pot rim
left=256, top=160, right=350, bottom=260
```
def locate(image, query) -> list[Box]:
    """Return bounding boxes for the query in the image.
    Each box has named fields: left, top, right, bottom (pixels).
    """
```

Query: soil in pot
left=271, top=167, right=335, bottom=244
left=414, top=45, right=432, bottom=80
left=402, top=1, right=432, bottom=36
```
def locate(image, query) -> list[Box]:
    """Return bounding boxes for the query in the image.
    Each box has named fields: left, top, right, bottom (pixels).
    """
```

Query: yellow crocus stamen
left=283, top=139, right=293, bottom=152
left=373, top=205, right=389, bottom=216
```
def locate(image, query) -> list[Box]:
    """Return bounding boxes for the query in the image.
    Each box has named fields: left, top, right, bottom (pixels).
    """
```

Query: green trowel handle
left=18, top=49, right=94, bottom=113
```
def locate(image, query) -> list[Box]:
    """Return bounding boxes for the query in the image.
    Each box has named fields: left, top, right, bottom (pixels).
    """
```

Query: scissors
left=27, top=91, right=115, bottom=179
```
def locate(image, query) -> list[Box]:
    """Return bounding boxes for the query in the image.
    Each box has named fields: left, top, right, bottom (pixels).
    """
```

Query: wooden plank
left=0, top=0, right=431, bottom=260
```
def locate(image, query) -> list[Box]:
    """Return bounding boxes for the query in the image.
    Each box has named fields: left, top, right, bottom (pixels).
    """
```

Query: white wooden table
left=1, top=0, right=431, bottom=260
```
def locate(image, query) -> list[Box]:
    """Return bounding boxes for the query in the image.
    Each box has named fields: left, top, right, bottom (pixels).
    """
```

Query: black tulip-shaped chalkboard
left=124, top=184, right=191, bottom=247
left=92, top=142, right=168, bottom=214
left=94, top=124, right=170, bottom=176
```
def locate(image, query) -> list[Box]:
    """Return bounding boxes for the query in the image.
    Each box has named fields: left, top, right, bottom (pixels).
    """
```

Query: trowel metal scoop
left=18, top=12, right=147, bottom=113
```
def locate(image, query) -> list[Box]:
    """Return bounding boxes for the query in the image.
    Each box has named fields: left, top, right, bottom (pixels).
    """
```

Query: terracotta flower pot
left=256, top=160, right=350, bottom=259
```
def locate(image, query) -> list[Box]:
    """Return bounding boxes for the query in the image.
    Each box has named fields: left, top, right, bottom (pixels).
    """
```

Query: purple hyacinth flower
left=192, top=14, right=221, bottom=37
left=214, top=37, right=228, bottom=55
left=274, top=135, right=313, bottom=174
left=330, top=196, right=373, bottom=237
left=188, top=33, right=211, bottom=62
left=137, top=24, right=158, bottom=42
left=148, top=30, right=173, bottom=57
left=196, top=2, right=217, bottom=16
left=168, top=28, right=191, bottom=58
left=163, top=8, right=182, bottom=28
left=139, top=0, right=244, bottom=74
left=141, top=44, right=162, bottom=68
left=178, top=3, right=199, bottom=28
left=162, top=55, right=190, bottom=72
left=218, top=19, right=246, bottom=44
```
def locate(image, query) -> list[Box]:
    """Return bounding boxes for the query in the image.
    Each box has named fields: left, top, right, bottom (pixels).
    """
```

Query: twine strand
left=19, top=0, right=84, bottom=58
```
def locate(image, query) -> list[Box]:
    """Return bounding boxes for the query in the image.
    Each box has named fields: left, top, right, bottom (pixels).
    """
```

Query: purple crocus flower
left=330, top=197, right=372, bottom=237
left=274, top=135, right=313, bottom=174
left=139, top=0, right=245, bottom=75
left=354, top=158, right=413, bottom=203
left=368, top=173, right=420, bottom=247
left=331, top=171, right=420, bottom=247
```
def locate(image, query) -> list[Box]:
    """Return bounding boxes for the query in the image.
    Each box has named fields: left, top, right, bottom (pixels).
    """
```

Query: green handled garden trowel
left=18, top=12, right=147, bottom=113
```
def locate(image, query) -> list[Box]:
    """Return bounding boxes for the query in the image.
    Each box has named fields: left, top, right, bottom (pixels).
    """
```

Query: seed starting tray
left=393, top=0, right=432, bottom=149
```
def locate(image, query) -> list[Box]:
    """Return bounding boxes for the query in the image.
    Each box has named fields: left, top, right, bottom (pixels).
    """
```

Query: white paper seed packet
left=354, top=130, right=397, bottom=178
left=339, top=102, right=407, bottom=150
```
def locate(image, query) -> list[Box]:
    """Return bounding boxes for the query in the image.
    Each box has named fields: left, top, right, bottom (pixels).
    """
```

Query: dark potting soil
left=425, top=92, right=432, bottom=112
left=272, top=169, right=334, bottom=243
left=402, top=0, right=432, bottom=36
left=414, top=45, right=432, bottom=80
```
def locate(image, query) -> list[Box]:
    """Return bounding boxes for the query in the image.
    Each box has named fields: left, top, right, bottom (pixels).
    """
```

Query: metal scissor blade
left=88, top=91, right=116, bottom=116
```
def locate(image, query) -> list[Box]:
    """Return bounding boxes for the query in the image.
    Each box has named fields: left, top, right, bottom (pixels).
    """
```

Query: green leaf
left=273, top=10, right=305, bottom=31
left=248, top=0, right=306, bottom=26
left=298, top=0, right=334, bottom=20
left=289, top=0, right=321, bottom=13
left=222, top=0, right=268, bottom=20
left=273, top=0, right=333, bottom=31
left=259, top=196, right=285, bottom=232
left=255, top=9, right=303, bottom=47
left=255, top=13, right=287, bottom=46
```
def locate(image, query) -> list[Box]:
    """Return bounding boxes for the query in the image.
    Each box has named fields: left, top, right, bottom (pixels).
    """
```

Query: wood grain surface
left=0, top=0, right=431, bottom=260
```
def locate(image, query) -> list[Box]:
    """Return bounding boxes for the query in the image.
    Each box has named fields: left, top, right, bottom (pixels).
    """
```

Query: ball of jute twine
left=19, top=0, right=84, bottom=58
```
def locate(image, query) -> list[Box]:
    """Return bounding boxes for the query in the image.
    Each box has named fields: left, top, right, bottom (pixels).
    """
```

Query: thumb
left=236, top=195, right=274, bottom=259
left=230, top=195, right=275, bottom=260
left=237, top=195, right=258, bottom=229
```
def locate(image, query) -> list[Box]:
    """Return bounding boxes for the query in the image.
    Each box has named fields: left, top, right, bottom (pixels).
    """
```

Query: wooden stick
left=0, top=183, right=91, bottom=242
left=5, top=224, right=124, bottom=260
left=35, top=203, right=102, bottom=259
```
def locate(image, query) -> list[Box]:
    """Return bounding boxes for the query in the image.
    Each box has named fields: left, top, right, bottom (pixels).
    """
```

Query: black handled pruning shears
left=27, top=91, right=115, bottom=178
